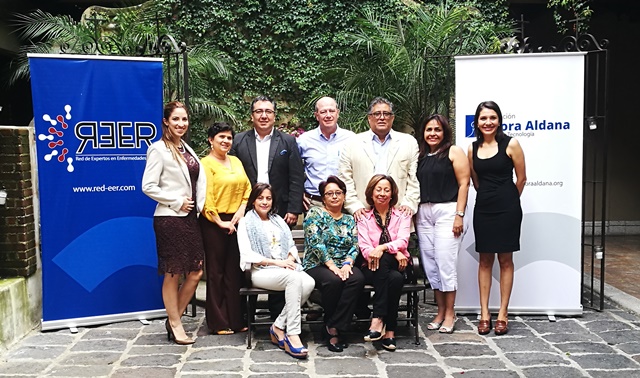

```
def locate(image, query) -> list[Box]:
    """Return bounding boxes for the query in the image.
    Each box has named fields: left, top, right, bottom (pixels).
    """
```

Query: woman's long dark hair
left=473, top=101, right=506, bottom=145
left=418, top=114, right=452, bottom=160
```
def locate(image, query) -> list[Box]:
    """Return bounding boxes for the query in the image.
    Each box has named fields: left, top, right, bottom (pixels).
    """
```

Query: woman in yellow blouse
left=199, top=122, right=252, bottom=334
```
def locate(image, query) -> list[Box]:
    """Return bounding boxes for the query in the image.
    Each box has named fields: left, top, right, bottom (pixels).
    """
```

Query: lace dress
left=153, top=147, right=205, bottom=275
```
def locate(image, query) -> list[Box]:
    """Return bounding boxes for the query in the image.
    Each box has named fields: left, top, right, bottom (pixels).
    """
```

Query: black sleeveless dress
left=472, top=136, right=522, bottom=253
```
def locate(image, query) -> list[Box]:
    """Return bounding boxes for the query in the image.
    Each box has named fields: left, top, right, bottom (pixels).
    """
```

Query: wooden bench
left=239, top=230, right=427, bottom=349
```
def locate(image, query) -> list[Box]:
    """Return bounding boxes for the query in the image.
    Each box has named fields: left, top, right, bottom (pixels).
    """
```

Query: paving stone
left=314, top=357, right=378, bottom=375
left=97, top=321, right=144, bottom=330
left=251, top=348, right=304, bottom=363
left=111, top=367, right=176, bottom=378
left=59, top=351, right=121, bottom=365
left=588, top=370, right=640, bottom=378
left=445, top=357, right=508, bottom=370
left=504, top=352, right=571, bottom=367
left=426, top=331, right=485, bottom=343
left=315, top=343, right=368, bottom=357
left=247, top=374, right=306, bottom=378
left=71, top=339, right=129, bottom=352
left=81, top=329, right=141, bottom=340
left=526, top=319, right=590, bottom=335
left=386, top=365, right=446, bottom=377
left=597, top=330, right=640, bottom=345
left=377, top=350, right=436, bottom=364
left=249, top=362, right=307, bottom=373
left=5, top=345, right=67, bottom=360
left=188, top=347, right=246, bottom=361
left=570, top=353, right=639, bottom=369
left=585, top=320, right=635, bottom=332
left=191, top=333, right=246, bottom=347
left=520, top=366, right=586, bottom=378
left=22, top=332, right=76, bottom=346
left=432, top=343, right=496, bottom=357
left=616, top=342, right=640, bottom=355
left=542, top=333, right=603, bottom=343
left=47, top=365, right=114, bottom=377
left=127, top=345, right=189, bottom=355
left=449, top=370, right=520, bottom=378
left=133, top=334, right=178, bottom=346
left=181, top=359, right=245, bottom=373
left=0, top=360, right=51, bottom=375
left=492, top=336, right=555, bottom=352
left=555, top=341, right=617, bottom=354
left=120, top=354, right=182, bottom=367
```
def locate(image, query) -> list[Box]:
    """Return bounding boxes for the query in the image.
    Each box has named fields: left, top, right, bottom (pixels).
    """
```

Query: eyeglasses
left=368, top=111, right=394, bottom=119
left=317, top=109, right=337, bottom=116
left=324, top=190, right=344, bottom=198
left=252, top=109, right=275, bottom=116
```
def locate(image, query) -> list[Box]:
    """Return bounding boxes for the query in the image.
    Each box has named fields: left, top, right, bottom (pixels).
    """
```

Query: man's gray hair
left=367, top=97, right=394, bottom=114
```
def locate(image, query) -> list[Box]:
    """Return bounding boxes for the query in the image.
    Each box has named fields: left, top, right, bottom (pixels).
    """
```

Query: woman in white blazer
left=142, top=101, right=206, bottom=345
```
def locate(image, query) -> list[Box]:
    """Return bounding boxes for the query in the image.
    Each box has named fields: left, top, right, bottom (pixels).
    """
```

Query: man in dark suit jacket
left=231, top=95, right=305, bottom=318
left=230, top=95, right=305, bottom=225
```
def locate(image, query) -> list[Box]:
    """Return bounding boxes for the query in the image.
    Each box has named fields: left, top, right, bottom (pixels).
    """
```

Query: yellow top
left=201, top=155, right=252, bottom=222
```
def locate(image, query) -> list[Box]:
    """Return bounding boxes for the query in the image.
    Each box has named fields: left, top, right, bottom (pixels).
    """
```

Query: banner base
left=42, top=309, right=166, bottom=331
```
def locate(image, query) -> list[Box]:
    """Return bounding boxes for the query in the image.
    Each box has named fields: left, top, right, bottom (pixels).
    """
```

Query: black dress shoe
left=327, top=340, right=344, bottom=352
left=381, top=337, right=396, bottom=351
left=323, top=326, right=344, bottom=353
left=363, top=328, right=384, bottom=342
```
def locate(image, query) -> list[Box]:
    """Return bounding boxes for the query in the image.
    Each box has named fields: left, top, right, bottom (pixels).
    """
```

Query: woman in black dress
left=467, top=101, right=526, bottom=336
left=142, top=101, right=206, bottom=345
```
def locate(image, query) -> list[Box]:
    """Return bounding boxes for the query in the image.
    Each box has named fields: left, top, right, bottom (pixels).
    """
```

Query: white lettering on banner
left=75, top=121, right=157, bottom=153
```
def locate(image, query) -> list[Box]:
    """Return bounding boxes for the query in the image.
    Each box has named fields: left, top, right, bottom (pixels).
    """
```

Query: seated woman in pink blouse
left=357, top=174, right=411, bottom=351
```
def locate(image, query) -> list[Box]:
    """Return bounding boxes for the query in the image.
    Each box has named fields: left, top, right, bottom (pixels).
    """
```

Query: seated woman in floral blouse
left=302, top=175, right=365, bottom=353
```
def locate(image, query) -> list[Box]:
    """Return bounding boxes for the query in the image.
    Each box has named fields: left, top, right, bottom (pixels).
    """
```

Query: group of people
left=141, top=96, right=526, bottom=358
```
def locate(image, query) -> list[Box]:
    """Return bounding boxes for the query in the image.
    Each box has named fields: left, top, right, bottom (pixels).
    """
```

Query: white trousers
left=416, top=202, right=463, bottom=292
left=251, top=267, right=315, bottom=335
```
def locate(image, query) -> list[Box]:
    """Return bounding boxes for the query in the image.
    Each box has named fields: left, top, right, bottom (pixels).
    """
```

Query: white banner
left=454, top=53, right=585, bottom=315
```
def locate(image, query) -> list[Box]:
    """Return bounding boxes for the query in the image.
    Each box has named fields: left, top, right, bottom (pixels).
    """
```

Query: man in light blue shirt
left=298, top=96, right=355, bottom=210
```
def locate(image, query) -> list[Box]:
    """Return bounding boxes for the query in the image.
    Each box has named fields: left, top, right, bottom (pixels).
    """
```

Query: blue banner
left=29, top=55, right=165, bottom=327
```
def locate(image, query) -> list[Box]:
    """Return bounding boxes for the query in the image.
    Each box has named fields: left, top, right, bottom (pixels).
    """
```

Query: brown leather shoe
left=494, top=320, right=508, bottom=335
left=477, top=319, right=492, bottom=335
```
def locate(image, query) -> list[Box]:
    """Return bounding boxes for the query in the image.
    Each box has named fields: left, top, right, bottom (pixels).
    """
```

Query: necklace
left=427, top=149, right=440, bottom=156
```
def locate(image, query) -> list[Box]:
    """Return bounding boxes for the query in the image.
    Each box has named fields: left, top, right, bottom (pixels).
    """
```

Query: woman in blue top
left=303, top=175, right=365, bottom=353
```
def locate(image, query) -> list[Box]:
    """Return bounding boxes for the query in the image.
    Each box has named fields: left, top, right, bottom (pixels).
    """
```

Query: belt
left=305, top=192, right=323, bottom=202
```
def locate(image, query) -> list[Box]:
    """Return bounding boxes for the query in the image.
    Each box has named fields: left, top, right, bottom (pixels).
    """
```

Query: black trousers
left=361, top=253, right=404, bottom=332
left=306, top=265, right=365, bottom=331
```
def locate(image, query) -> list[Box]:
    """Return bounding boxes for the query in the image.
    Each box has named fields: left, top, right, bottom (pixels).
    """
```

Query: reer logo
left=465, top=115, right=475, bottom=138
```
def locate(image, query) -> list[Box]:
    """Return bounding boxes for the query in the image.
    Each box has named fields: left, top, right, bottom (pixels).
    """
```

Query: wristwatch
left=455, top=211, right=465, bottom=217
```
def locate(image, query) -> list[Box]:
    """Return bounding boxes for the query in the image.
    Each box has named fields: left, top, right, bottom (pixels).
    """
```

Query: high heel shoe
left=269, top=325, right=285, bottom=349
left=283, top=334, right=308, bottom=359
left=439, top=317, right=457, bottom=334
left=323, top=326, right=343, bottom=353
left=364, top=324, right=386, bottom=342
left=494, top=319, right=509, bottom=335
left=477, top=318, right=492, bottom=335
left=426, top=320, right=442, bottom=331
left=165, top=319, right=195, bottom=345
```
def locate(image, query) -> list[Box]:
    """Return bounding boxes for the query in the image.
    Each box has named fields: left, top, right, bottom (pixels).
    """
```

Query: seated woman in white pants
left=416, top=114, right=470, bottom=334
left=238, top=183, right=315, bottom=359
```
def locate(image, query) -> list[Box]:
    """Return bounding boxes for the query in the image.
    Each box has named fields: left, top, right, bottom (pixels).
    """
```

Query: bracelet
left=341, top=261, right=352, bottom=266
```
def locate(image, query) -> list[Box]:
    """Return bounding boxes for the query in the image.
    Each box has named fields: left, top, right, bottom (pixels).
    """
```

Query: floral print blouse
left=302, top=206, right=358, bottom=270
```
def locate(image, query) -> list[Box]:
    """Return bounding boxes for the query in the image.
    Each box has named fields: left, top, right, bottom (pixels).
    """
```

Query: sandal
left=426, top=320, right=442, bottom=331
left=216, top=328, right=234, bottom=335
left=439, top=317, right=457, bottom=334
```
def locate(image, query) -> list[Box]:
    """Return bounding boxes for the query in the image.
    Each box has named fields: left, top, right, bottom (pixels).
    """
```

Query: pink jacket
left=357, top=207, right=411, bottom=261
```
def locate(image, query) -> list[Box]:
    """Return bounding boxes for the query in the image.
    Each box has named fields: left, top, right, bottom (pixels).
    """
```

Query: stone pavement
left=2, top=293, right=640, bottom=378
